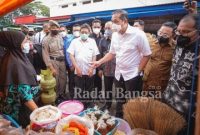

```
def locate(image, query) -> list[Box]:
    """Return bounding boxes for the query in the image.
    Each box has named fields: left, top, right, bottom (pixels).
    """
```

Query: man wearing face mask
left=60, top=24, right=80, bottom=99
left=67, top=23, right=99, bottom=108
left=67, top=24, right=81, bottom=99
left=143, top=22, right=177, bottom=94
left=163, top=14, right=199, bottom=134
left=27, top=28, right=35, bottom=42
left=20, top=25, right=29, bottom=35
left=92, top=10, right=151, bottom=117
left=42, top=20, right=67, bottom=101
left=32, top=23, right=50, bottom=74
left=90, top=19, right=103, bottom=102
left=98, top=21, right=116, bottom=110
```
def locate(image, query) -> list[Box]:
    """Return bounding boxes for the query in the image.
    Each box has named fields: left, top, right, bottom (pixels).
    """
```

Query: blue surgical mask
left=104, top=29, right=112, bottom=38
left=81, top=34, right=89, bottom=41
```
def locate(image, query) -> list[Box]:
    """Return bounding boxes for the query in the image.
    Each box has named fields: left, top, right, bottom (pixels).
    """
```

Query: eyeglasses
left=157, top=31, right=170, bottom=38
left=175, top=29, right=197, bottom=36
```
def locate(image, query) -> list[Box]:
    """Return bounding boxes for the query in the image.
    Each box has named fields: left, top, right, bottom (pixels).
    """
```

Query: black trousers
left=94, top=70, right=102, bottom=100
left=67, top=69, right=75, bottom=99
left=74, top=75, right=94, bottom=108
left=115, top=75, right=142, bottom=118
left=104, top=76, right=114, bottom=109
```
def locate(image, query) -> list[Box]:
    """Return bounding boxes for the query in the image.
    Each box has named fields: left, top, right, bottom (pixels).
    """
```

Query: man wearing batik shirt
left=163, top=14, right=199, bottom=134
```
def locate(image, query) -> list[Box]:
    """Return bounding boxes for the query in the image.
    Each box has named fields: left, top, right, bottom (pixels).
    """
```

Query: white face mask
left=60, top=31, right=67, bottom=37
left=112, top=23, right=122, bottom=32
left=22, top=42, right=30, bottom=54
left=93, top=28, right=101, bottom=35
left=73, top=31, right=80, bottom=37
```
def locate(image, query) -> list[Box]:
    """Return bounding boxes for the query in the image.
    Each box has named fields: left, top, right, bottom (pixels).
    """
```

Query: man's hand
left=90, top=60, right=101, bottom=69
left=98, top=70, right=103, bottom=78
left=51, top=68, right=57, bottom=77
left=76, top=67, right=82, bottom=77
left=88, top=68, right=94, bottom=77
left=184, top=0, right=197, bottom=14
left=70, top=66, right=75, bottom=72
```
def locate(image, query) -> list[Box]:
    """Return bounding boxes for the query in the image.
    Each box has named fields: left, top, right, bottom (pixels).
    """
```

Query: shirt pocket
left=162, top=48, right=173, bottom=61
left=49, top=40, right=59, bottom=53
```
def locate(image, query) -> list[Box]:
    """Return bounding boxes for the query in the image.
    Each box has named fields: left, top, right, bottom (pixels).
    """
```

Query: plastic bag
left=0, top=127, right=24, bottom=135
left=25, top=130, right=55, bottom=135
left=30, top=105, right=62, bottom=126
left=55, top=115, right=94, bottom=135
left=0, top=119, right=10, bottom=128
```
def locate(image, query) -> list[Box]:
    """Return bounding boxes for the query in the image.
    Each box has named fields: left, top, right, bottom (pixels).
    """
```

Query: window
left=73, top=3, right=77, bottom=6
left=93, top=0, right=103, bottom=3
left=82, top=1, right=91, bottom=5
left=62, top=4, right=68, bottom=8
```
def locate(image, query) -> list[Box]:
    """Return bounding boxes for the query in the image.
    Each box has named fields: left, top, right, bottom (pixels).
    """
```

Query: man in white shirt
left=68, top=23, right=99, bottom=108
left=34, top=23, right=50, bottom=45
left=92, top=9, right=151, bottom=117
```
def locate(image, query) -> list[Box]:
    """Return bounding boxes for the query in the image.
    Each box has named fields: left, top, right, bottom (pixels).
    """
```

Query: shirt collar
left=125, top=24, right=134, bottom=34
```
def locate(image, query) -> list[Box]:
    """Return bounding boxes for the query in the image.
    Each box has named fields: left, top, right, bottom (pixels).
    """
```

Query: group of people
left=0, top=0, right=199, bottom=134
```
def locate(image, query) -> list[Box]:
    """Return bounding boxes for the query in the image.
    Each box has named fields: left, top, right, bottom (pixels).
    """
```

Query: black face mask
left=157, top=36, right=169, bottom=45
left=176, top=35, right=191, bottom=47
left=28, top=32, right=34, bottom=36
left=51, top=30, right=59, bottom=35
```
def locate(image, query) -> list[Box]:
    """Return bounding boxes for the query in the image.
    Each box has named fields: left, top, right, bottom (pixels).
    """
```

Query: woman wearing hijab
left=0, top=31, right=39, bottom=127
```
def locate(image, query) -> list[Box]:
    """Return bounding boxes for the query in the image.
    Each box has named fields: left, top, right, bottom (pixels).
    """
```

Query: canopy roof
left=0, top=0, right=33, bottom=17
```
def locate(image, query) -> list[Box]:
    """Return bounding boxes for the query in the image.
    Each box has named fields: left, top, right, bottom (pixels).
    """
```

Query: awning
left=61, top=2, right=200, bottom=26
left=0, top=0, right=33, bottom=17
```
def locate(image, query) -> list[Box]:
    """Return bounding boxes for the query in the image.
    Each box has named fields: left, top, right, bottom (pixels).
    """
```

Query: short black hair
left=162, top=21, right=177, bottom=31
left=92, top=19, right=102, bottom=26
left=80, top=23, right=91, bottom=32
left=134, top=20, right=145, bottom=26
left=112, top=9, right=128, bottom=21
left=181, top=14, right=198, bottom=29
left=73, top=24, right=80, bottom=28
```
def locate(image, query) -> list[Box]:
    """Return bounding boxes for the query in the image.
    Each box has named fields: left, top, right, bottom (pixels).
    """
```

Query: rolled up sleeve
left=67, top=40, right=75, bottom=56
left=109, top=36, right=116, bottom=55
left=138, top=32, right=152, bottom=56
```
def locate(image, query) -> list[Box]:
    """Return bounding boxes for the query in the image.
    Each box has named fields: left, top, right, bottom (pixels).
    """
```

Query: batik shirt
left=163, top=42, right=199, bottom=117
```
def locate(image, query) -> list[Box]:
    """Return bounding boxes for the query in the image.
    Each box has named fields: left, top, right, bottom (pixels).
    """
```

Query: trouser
left=67, top=69, right=75, bottom=99
left=115, top=75, right=142, bottom=118
left=94, top=70, right=102, bottom=100
left=104, top=76, right=114, bottom=109
left=74, top=75, right=94, bottom=108
left=51, top=60, right=67, bottom=98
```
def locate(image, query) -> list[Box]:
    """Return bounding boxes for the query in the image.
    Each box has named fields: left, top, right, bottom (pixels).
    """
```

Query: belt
left=50, top=56, right=65, bottom=61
